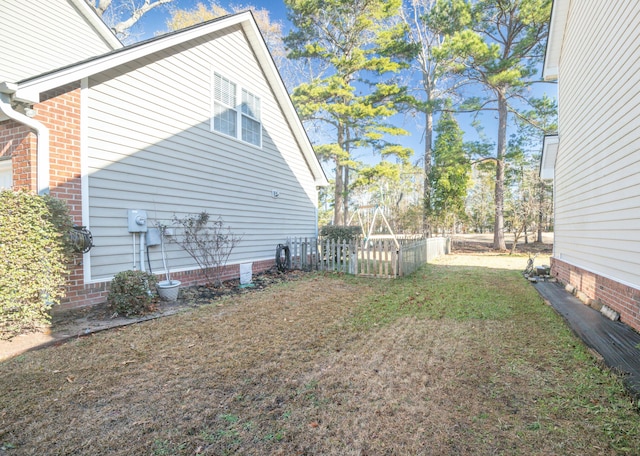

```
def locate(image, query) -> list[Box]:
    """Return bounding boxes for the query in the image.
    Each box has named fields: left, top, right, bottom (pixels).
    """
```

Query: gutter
left=0, top=83, right=49, bottom=194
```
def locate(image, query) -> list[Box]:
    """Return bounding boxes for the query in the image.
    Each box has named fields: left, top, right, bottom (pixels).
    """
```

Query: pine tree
left=429, top=110, right=470, bottom=234
left=437, top=0, right=552, bottom=249
left=284, top=0, right=415, bottom=225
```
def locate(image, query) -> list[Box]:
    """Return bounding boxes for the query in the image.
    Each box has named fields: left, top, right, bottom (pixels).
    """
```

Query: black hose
left=147, top=245, right=153, bottom=273
left=276, top=244, right=291, bottom=272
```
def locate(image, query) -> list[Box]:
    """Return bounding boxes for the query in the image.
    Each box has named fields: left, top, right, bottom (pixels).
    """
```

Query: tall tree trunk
left=493, top=91, right=507, bottom=250
left=334, top=162, right=344, bottom=225
left=333, top=123, right=346, bottom=225
left=537, top=180, right=544, bottom=243
left=343, top=127, right=351, bottom=225
left=334, top=122, right=344, bottom=225
left=343, top=166, right=350, bottom=225
left=423, top=109, right=433, bottom=237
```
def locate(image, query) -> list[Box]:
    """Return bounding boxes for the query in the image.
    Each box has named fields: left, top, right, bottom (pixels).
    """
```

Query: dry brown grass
left=1, top=253, right=639, bottom=455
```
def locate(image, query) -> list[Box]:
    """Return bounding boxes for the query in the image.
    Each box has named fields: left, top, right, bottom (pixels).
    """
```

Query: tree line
left=94, top=0, right=557, bottom=251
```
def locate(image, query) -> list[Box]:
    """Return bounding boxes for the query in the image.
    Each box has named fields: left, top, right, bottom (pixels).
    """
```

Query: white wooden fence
left=286, top=236, right=450, bottom=278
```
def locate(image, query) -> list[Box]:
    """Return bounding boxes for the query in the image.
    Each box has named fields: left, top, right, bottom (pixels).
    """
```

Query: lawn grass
left=352, top=263, right=531, bottom=326
left=1, top=254, right=639, bottom=455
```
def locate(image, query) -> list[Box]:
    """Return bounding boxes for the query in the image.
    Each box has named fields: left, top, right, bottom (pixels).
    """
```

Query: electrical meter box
left=127, top=209, right=148, bottom=233
left=146, top=227, right=161, bottom=246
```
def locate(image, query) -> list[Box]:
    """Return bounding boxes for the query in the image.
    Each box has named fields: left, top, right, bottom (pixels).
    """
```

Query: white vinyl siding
left=554, top=1, right=640, bottom=288
left=212, top=72, right=262, bottom=147
left=85, top=26, right=318, bottom=281
left=0, top=0, right=116, bottom=83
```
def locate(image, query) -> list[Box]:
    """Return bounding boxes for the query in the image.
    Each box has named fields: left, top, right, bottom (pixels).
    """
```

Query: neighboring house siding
left=85, top=26, right=318, bottom=281
left=554, top=2, right=640, bottom=291
left=0, top=0, right=115, bottom=82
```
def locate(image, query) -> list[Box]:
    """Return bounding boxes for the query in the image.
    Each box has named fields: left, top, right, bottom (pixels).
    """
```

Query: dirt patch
left=0, top=274, right=373, bottom=455
left=451, top=233, right=553, bottom=255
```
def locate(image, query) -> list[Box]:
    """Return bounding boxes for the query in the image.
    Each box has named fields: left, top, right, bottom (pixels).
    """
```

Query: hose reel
left=68, top=225, right=93, bottom=253
left=275, top=244, right=291, bottom=272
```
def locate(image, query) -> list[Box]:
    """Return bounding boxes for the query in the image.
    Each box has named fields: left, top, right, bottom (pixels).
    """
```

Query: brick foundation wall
left=159, top=258, right=276, bottom=288
left=551, top=257, right=640, bottom=332
left=55, top=259, right=276, bottom=311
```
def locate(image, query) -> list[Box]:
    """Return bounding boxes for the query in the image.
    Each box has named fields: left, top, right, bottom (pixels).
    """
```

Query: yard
left=1, top=250, right=639, bottom=455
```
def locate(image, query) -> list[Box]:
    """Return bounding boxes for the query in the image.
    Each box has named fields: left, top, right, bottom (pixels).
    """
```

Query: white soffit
left=543, top=0, right=570, bottom=81
left=540, top=135, right=559, bottom=180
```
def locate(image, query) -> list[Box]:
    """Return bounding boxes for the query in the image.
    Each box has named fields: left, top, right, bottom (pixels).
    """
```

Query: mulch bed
left=51, top=268, right=306, bottom=329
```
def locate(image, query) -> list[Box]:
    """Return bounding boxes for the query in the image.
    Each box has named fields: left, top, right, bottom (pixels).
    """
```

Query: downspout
left=0, top=86, right=50, bottom=195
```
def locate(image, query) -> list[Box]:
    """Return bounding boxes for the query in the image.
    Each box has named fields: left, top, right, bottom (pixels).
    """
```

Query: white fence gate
left=287, top=237, right=450, bottom=278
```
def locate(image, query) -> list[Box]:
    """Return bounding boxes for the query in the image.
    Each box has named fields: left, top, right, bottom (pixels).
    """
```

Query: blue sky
left=133, top=1, right=556, bottom=169
left=136, top=0, right=290, bottom=38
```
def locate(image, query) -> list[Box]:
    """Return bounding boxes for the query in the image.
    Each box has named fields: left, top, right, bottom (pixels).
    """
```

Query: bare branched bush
left=172, top=212, right=242, bottom=287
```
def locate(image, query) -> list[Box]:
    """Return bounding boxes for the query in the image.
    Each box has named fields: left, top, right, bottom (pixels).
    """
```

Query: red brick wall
left=38, top=83, right=83, bottom=220
left=552, top=257, right=640, bottom=331
left=150, top=259, right=275, bottom=289
left=33, top=85, right=89, bottom=307
left=55, top=259, right=276, bottom=311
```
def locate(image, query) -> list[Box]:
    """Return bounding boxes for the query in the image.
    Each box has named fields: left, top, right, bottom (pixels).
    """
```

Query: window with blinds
left=241, top=89, right=261, bottom=146
left=213, top=73, right=237, bottom=137
left=212, top=72, right=261, bottom=147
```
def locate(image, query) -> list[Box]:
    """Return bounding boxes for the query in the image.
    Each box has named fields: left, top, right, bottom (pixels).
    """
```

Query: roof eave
left=14, top=11, right=328, bottom=186
left=238, top=18, right=328, bottom=186
left=542, top=0, right=569, bottom=81
left=14, top=13, right=255, bottom=103
left=540, top=135, right=559, bottom=180
left=69, top=0, right=123, bottom=50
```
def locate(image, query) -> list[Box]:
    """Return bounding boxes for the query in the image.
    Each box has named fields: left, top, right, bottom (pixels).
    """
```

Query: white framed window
left=241, top=89, right=261, bottom=146
left=213, top=73, right=237, bottom=137
left=0, top=158, right=12, bottom=190
left=212, top=72, right=262, bottom=147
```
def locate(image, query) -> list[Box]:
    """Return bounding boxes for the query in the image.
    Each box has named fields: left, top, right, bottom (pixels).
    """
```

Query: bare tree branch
left=88, top=0, right=175, bottom=39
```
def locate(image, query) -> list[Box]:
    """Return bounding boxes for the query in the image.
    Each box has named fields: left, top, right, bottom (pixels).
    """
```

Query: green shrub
left=319, top=225, right=363, bottom=242
left=0, top=190, right=71, bottom=339
left=43, top=194, right=76, bottom=263
left=108, top=270, right=158, bottom=316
